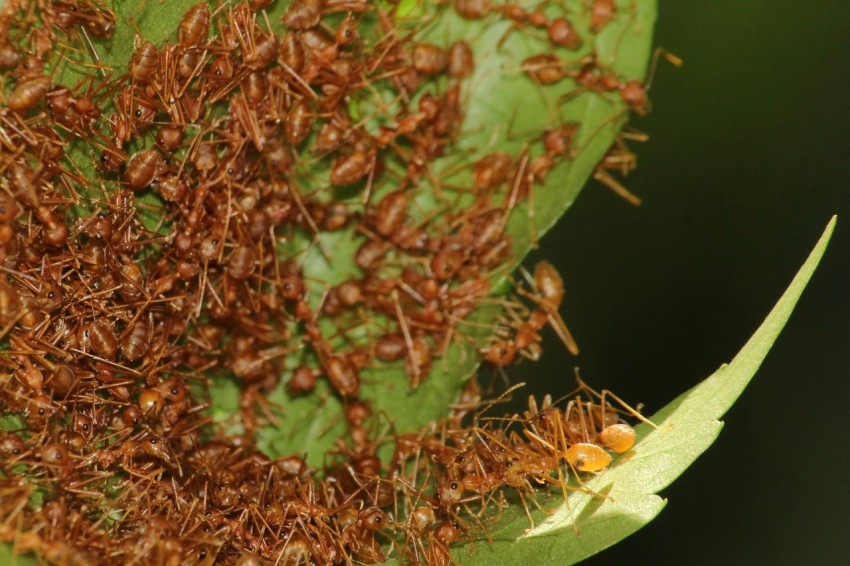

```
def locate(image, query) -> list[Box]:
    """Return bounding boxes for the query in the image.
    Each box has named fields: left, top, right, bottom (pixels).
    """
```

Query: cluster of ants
left=1, top=375, right=647, bottom=565
left=0, top=0, right=662, bottom=564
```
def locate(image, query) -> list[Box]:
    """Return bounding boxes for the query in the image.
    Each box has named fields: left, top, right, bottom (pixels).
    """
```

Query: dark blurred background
left=509, top=2, right=850, bottom=564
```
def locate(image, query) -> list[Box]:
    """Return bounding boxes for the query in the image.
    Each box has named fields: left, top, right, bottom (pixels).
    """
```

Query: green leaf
left=0, top=544, right=37, bottom=566
left=9, top=0, right=657, bottom=462
left=451, top=216, right=835, bottom=565
left=256, top=0, right=660, bottom=462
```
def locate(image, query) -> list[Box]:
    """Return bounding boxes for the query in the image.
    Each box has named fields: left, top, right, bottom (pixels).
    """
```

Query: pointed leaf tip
left=452, top=216, right=834, bottom=565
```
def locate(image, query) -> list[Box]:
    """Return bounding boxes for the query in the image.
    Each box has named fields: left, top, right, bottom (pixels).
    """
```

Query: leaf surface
left=35, top=0, right=658, bottom=462
left=254, top=0, right=660, bottom=461
left=451, top=216, right=835, bottom=565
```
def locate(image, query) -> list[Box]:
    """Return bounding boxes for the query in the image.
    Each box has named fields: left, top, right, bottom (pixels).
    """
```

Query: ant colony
left=0, top=0, right=665, bottom=564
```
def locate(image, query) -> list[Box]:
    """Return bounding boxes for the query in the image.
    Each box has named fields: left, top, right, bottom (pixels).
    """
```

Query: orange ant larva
left=599, top=423, right=636, bottom=453
left=565, top=442, right=612, bottom=472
